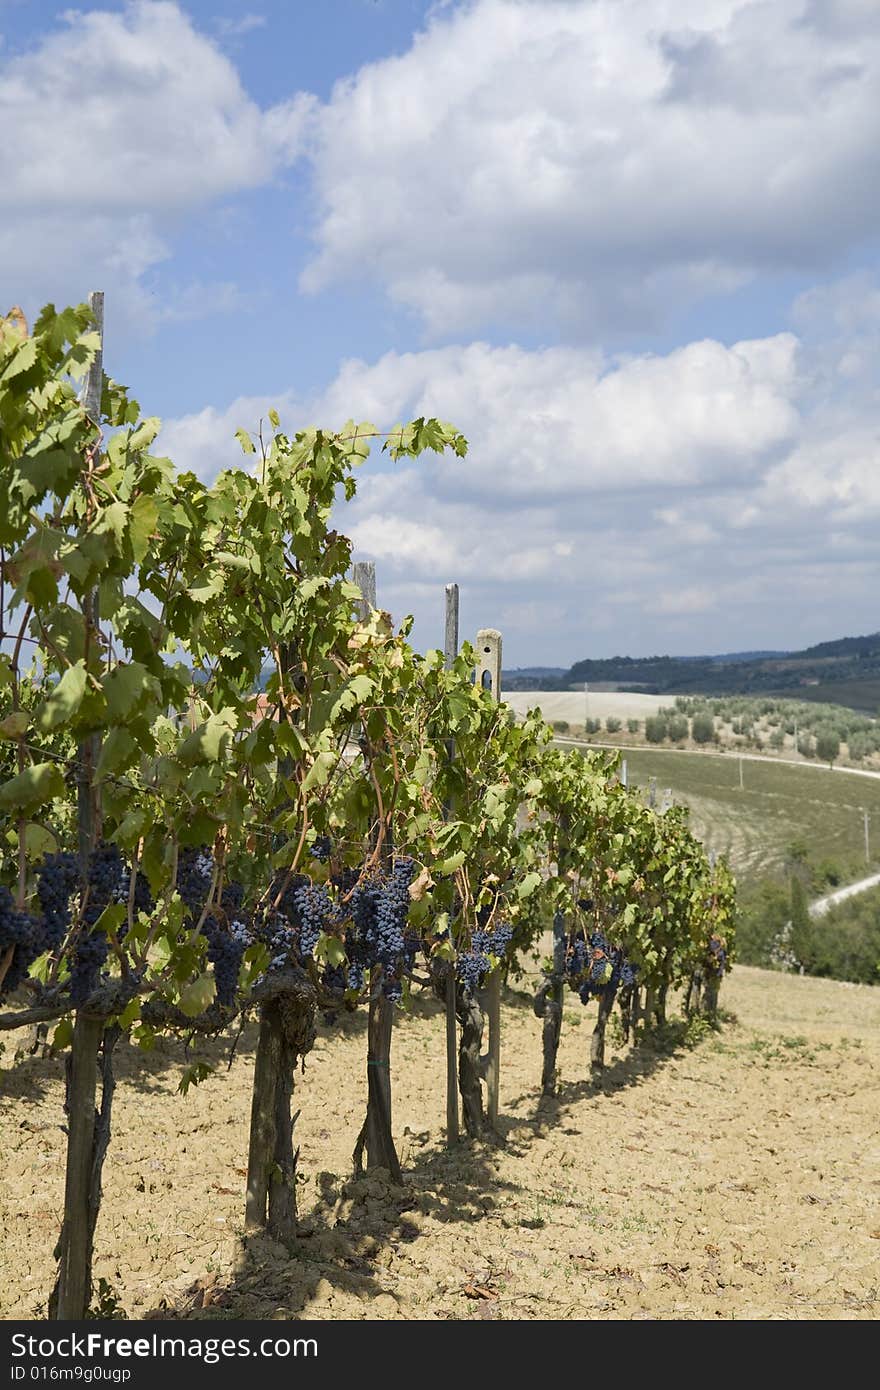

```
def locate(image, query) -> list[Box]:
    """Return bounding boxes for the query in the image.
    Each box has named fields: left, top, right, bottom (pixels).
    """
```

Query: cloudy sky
left=3, top=0, right=879, bottom=666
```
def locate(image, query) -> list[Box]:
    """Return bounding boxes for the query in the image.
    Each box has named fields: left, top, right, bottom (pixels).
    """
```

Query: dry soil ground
left=1, top=964, right=878, bottom=1321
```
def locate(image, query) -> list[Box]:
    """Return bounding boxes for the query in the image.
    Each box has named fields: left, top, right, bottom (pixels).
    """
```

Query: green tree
left=645, top=715, right=667, bottom=744
left=847, top=733, right=868, bottom=761
left=815, top=726, right=840, bottom=766
left=691, top=712, right=714, bottom=744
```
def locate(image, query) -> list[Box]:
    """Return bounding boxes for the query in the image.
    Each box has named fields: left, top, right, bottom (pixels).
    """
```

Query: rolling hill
left=502, top=631, right=880, bottom=710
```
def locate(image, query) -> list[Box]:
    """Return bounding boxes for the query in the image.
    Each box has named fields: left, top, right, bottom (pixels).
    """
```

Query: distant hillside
left=502, top=666, right=568, bottom=690
left=561, top=632, right=880, bottom=711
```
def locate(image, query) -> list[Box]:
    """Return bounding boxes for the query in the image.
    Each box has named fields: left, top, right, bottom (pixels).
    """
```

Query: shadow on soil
left=142, top=1000, right=719, bottom=1321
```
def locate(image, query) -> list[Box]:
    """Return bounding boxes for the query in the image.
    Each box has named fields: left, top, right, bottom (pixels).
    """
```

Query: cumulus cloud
left=155, top=320, right=817, bottom=655
left=0, top=1, right=313, bottom=326
left=300, top=0, right=880, bottom=336
left=160, top=330, right=802, bottom=494
left=156, top=272, right=880, bottom=660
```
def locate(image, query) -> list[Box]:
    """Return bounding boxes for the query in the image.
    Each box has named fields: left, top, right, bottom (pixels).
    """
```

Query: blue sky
left=3, top=0, right=880, bottom=665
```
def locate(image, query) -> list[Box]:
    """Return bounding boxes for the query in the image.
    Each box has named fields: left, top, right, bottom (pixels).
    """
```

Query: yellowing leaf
left=0, top=711, right=28, bottom=740
left=178, top=972, right=217, bottom=1018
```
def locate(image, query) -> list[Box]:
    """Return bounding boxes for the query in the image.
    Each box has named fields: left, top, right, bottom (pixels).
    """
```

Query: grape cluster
left=202, top=915, right=252, bottom=1006
left=261, top=913, right=299, bottom=971
left=706, top=933, right=727, bottom=978
left=563, top=927, right=636, bottom=1006
left=249, top=858, right=419, bottom=1003
left=339, top=858, right=418, bottom=998
left=619, top=958, right=638, bottom=988
left=34, top=852, right=80, bottom=954
left=321, top=962, right=346, bottom=994
left=294, top=882, right=332, bottom=958
left=310, top=835, right=332, bottom=863
left=69, top=842, right=126, bottom=1005
left=113, top=867, right=153, bottom=917
left=176, top=846, right=215, bottom=915
left=0, top=885, right=41, bottom=998
left=565, top=932, right=588, bottom=978
left=456, top=920, right=514, bottom=995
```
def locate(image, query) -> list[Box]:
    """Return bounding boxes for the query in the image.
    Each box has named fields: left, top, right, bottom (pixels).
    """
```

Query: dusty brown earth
left=1, top=963, right=878, bottom=1321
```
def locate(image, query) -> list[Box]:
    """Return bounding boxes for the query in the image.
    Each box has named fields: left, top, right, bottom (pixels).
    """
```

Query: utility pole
left=621, top=758, right=628, bottom=788
left=864, top=808, right=870, bottom=865
left=584, top=681, right=589, bottom=734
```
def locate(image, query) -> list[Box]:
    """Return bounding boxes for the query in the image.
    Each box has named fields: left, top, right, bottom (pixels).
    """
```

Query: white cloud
left=0, top=1, right=313, bottom=325
left=157, top=274, right=880, bottom=660
left=300, top=0, right=880, bottom=336
left=161, top=330, right=802, bottom=496
left=215, top=13, right=266, bottom=39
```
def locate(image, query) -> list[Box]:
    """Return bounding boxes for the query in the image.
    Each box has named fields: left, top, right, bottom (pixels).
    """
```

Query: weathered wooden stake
left=590, top=987, right=615, bottom=1073
left=476, top=628, right=503, bottom=1128
left=245, top=1005, right=282, bottom=1233
left=351, top=560, right=402, bottom=1178
left=76, top=291, right=104, bottom=871
left=51, top=1014, right=103, bottom=1319
left=541, top=910, right=566, bottom=1094
left=363, top=968, right=402, bottom=1180
left=52, top=292, right=109, bottom=1321
left=353, top=560, right=376, bottom=618
left=443, top=583, right=460, bottom=1145
left=457, top=991, right=485, bottom=1135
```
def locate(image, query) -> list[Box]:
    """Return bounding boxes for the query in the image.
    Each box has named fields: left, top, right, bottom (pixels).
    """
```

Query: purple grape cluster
left=620, top=958, right=638, bottom=988
left=310, top=835, right=332, bottom=862
left=250, top=858, right=419, bottom=1003
left=113, top=866, right=153, bottom=917
left=456, top=920, right=514, bottom=995
left=565, top=932, right=588, bottom=978
left=294, top=882, right=333, bottom=957
left=382, top=968, right=403, bottom=1003
left=34, top=852, right=80, bottom=954
left=202, top=914, right=252, bottom=1006
left=69, top=842, right=125, bottom=1004
left=340, top=858, right=417, bottom=998
left=706, top=934, right=727, bottom=978
left=564, top=927, right=636, bottom=1006
left=176, top=846, right=214, bottom=915
left=321, top=962, right=346, bottom=995
left=0, top=885, right=41, bottom=998
left=261, top=913, right=299, bottom=971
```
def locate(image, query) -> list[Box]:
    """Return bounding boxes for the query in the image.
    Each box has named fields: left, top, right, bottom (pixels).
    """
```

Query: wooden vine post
left=541, top=909, right=566, bottom=1094
left=244, top=632, right=318, bottom=1243
left=352, top=561, right=402, bottom=1180
left=476, top=628, right=503, bottom=1129
left=443, top=584, right=460, bottom=1145
left=51, top=291, right=118, bottom=1321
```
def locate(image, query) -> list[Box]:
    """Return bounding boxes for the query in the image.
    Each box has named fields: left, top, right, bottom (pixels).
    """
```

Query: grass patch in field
left=743, top=1032, right=833, bottom=1066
